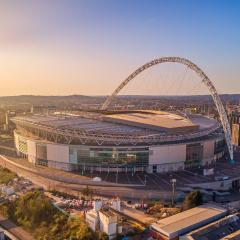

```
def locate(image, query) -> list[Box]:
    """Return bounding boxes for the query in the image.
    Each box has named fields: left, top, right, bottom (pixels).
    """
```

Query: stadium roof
left=13, top=110, right=217, bottom=134
left=11, top=111, right=221, bottom=146
left=104, top=110, right=199, bottom=133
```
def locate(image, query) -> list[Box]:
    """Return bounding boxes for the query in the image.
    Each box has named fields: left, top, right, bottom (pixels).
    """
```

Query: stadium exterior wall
left=202, top=139, right=215, bottom=165
left=148, top=144, right=186, bottom=172
left=27, top=139, right=37, bottom=164
left=13, top=131, right=225, bottom=173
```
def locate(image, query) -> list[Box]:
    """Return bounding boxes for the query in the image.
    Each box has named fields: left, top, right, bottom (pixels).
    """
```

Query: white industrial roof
left=151, top=204, right=227, bottom=238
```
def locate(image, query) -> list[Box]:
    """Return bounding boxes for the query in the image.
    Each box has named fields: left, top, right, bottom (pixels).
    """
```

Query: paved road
left=0, top=155, right=177, bottom=200
left=121, top=205, right=156, bottom=225
left=0, top=214, right=35, bottom=240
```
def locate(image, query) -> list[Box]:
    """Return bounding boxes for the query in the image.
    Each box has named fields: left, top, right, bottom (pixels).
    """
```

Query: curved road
left=0, top=155, right=176, bottom=200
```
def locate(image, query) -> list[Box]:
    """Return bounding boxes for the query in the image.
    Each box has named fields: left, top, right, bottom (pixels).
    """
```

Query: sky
left=0, top=0, right=240, bottom=96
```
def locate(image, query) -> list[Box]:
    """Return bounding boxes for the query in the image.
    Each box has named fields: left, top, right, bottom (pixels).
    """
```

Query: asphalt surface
left=1, top=142, right=240, bottom=200
left=0, top=214, right=35, bottom=240
left=0, top=155, right=178, bottom=200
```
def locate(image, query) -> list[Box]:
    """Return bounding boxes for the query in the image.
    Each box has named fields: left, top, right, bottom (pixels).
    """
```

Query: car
left=215, top=176, right=230, bottom=181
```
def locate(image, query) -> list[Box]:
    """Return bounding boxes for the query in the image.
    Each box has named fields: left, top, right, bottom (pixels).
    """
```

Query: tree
left=81, top=186, right=93, bottom=199
left=67, top=217, right=97, bottom=240
left=14, top=191, right=57, bottom=229
left=97, top=231, right=109, bottom=240
left=182, top=190, right=203, bottom=211
left=3, top=190, right=99, bottom=240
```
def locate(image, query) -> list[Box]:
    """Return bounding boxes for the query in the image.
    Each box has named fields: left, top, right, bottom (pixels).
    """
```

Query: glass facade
left=214, top=139, right=225, bottom=154
left=36, top=144, right=48, bottom=166
left=185, top=143, right=203, bottom=168
left=18, top=138, right=28, bottom=155
left=69, top=146, right=149, bottom=168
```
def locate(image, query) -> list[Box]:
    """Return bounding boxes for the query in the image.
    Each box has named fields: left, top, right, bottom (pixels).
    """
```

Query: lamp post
left=144, top=175, right=147, bottom=186
left=171, top=178, right=176, bottom=207
left=116, top=165, right=118, bottom=184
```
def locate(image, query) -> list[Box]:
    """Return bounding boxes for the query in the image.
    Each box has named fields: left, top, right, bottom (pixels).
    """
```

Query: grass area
left=0, top=166, right=17, bottom=184
left=0, top=191, right=108, bottom=240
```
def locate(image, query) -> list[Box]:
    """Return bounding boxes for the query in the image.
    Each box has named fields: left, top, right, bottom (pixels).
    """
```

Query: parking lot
left=1, top=138, right=240, bottom=194
left=80, top=155, right=240, bottom=191
left=80, top=168, right=213, bottom=191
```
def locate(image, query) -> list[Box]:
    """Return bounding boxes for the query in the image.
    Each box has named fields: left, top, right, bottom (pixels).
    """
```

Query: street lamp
left=116, top=165, right=118, bottom=184
left=144, top=175, right=147, bottom=186
left=171, top=178, right=176, bottom=207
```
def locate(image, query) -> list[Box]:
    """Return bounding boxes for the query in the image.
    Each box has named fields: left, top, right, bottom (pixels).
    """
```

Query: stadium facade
left=12, top=110, right=225, bottom=173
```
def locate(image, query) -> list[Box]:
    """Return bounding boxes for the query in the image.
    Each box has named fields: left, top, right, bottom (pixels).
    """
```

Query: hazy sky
left=0, top=0, right=239, bottom=96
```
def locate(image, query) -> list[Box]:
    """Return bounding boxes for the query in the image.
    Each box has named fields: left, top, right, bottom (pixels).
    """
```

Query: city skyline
left=0, top=0, right=240, bottom=96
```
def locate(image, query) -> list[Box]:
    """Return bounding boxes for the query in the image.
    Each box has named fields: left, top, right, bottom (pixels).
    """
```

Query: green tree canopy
left=182, top=190, right=203, bottom=211
left=4, top=190, right=97, bottom=240
left=81, top=185, right=93, bottom=199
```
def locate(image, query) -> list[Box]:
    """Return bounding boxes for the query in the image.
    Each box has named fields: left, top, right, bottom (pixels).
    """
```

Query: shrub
left=182, top=190, right=203, bottom=211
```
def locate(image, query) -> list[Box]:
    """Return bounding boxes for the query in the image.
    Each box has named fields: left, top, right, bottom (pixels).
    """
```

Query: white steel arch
left=101, top=57, right=234, bottom=162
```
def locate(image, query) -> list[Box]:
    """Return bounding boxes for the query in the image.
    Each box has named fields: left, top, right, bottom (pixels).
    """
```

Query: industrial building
left=12, top=110, right=225, bottom=173
left=150, top=204, right=227, bottom=240
left=182, top=213, right=240, bottom=240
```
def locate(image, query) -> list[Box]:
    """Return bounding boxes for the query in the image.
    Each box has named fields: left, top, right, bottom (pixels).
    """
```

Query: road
left=0, top=214, right=35, bottom=240
left=122, top=205, right=156, bottom=225
left=0, top=155, right=177, bottom=200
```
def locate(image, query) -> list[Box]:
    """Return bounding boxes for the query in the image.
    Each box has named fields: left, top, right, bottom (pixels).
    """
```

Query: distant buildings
left=225, top=106, right=240, bottom=147
left=229, top=112, right=240, bottom=126
left=232, top=124, right=240, bottom=147
left=228, top=111, right=240, bottom=147
left=1, top=111, right=16, bottom=133
left=31, top=105, right=57, bottom=114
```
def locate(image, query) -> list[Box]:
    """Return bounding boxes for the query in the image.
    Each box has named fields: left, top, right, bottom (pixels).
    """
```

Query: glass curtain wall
left=69, top=146, right=149, bottom=169
left=185, top=143, right=203, bottom=168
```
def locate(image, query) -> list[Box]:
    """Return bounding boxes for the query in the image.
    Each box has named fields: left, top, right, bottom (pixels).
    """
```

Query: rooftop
left=12, top=111, right=217, bottom=135
left=11, top=110, right=220, bottom=145
left=221, top=230, right=240, bottom=240
left=151, top=204, right=227, bottom=238
left=104, top=110, right=199, bottom=133
left=100, top=208, right=116, bottom=217
left=185, top=213, right=240, bottom=240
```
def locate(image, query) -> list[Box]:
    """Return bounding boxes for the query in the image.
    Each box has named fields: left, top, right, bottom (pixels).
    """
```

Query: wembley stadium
left=11, top=57, right=234, bottom=174
left=12, top=110, right=225, bottom=173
